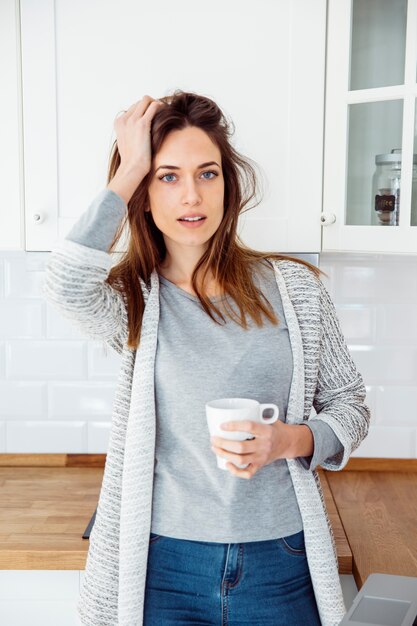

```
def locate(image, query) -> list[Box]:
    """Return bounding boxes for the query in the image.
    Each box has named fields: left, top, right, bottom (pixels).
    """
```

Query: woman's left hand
left=210, top=419, right=296, bottom=479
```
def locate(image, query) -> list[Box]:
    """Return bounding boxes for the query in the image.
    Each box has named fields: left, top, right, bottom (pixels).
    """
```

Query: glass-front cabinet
left=322, top=0, right=417, bottom=253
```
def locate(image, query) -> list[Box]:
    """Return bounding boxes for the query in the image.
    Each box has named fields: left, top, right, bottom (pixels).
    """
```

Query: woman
left=42, top=92, right=370, bottom=626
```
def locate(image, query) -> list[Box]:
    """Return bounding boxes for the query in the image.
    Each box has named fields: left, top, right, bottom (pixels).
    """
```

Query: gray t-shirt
left=65, top=188, right=344, bottom=542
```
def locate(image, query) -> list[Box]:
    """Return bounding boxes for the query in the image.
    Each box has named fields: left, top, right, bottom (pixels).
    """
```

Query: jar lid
left=375, top=148, right=417, bottom=164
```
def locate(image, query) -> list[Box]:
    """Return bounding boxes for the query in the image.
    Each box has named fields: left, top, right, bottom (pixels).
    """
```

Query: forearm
left=65, top=188, right=128, bottom=253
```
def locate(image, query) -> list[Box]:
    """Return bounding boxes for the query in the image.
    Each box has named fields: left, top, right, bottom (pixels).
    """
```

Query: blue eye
left=158, top=170, right=219, bottom=183
left=202, top=170, right=217, bottom=179
left=160, top=173, right=176, bottom=182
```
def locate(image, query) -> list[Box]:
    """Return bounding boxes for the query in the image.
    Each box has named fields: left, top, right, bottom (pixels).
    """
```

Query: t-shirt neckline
left=157, top=273, right=225, bottom=302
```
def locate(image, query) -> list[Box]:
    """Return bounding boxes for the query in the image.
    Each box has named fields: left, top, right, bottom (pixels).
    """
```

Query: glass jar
left=372, top=149, right=401, bottom=226
left=372, top=149, right=417, bottom=226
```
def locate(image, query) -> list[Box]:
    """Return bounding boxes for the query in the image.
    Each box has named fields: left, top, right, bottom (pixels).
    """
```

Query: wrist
left=288, top=423, right=314, bottom=459
left=117, top=162, right=148, bottom=180
left=107, top=166, right=147, bottom=205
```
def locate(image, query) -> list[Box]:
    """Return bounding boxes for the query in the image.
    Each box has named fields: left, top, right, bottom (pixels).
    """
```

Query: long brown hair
left=106, top=90, right=326, bottom=350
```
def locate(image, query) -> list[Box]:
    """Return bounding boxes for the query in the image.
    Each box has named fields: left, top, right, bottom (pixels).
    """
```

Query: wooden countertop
left=325, top=459, right=417, bottom=589
left=0, top=454, right=416, bottom=592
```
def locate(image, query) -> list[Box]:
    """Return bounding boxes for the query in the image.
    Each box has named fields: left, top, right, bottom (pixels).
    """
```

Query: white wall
left=320, top=251, right=417, bottom=459
left=0, top=249, right=416, bottom=457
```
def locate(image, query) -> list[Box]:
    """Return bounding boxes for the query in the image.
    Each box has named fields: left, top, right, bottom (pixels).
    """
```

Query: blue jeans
left=143, top=529, right=322, bottom=625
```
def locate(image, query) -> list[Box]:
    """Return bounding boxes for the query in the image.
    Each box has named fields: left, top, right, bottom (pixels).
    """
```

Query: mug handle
left=259, top=404, right=279, bottom=424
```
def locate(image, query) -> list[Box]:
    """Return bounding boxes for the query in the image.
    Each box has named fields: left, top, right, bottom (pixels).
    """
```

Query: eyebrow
left=155, top=161, right=220, bottom=172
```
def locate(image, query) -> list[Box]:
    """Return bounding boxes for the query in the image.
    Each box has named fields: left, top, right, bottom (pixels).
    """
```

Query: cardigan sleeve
left=297, top=420, right=345, bottom=471
left=41, top=188, right=135, bottom=355
left=306, top=275, right=371, bottom=471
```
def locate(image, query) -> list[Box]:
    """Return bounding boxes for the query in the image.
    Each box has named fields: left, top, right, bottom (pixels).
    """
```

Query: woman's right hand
left=107, top=95, right=163, bottom=205
left=113, top=95, right=163, bottom=180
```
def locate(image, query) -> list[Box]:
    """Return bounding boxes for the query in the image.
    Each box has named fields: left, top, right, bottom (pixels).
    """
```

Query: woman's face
left=147, top=126, right=225, bottom=256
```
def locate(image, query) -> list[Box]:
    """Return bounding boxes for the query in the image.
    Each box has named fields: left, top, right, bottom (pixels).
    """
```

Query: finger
left=117, top=95, right=153, bottom=123
left=226, top=462, right=237, bottom=475
left=121, top=98, right=148, bottom=120
left=131, top=95, right=160, bottom=120
left=142, top=99, right=164, bottom=123
left=221, top=421, right=260, bottom=437
left=114, top=109, right=127, bottom=121
left=211, top=446, right=252, bottom=467
left=212, top=438, right=257, bottom=454
left=226, top=462, right=254, bottom=479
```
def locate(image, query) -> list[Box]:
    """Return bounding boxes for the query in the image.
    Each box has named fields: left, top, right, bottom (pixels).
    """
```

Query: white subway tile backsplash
left=0, top=341, right=5, bottom=377
left=23, top=251, right=49, bottom=273
left=6, top=341, right=86, bottom=379
left=376, top=303, right=417, bottom=343
left=0, top=382, right=46, bottom=416
left=323, top=253, right=417, bottom=302
left=48, top=383, right=116, bottom=417
left=351, top=425, right=416, bottom=458
left=6, top=420, right=86, bottom=452
left=349, top=346, right=417, bottom=384
left=375, top=386, right=417, bottom=426
left=0, top=421, right=6, bottom=452
left=87, top=421, right=111, bottom=453
left=372, top=261, right=417, bottom=301
left=87, top=343, right=122, bottom=378
left=0, top=258, right=4, bottom=297
left=0, top=249, right=416, bottom=457
left=0, top=300, right=44, bottom=339
left=335, top=305, right=376, bottom=343
left=334, top=265, right=378, bottom=300
left=45, top=303, right=86, bottom=340
left=3, top=256, right=46, bottom=299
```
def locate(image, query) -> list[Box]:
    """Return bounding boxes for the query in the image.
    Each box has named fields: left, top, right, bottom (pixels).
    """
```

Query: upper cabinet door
left=0, top=0, right=23, bottom=250
left=20, top=0, right=326, bottom=254
left=322, top=0, right=417, bottom=253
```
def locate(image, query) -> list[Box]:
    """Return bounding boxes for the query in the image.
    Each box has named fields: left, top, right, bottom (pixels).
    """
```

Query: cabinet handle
left=320, top=212, right=336, bottom=226
left=33, top=213, right=45, bottom=224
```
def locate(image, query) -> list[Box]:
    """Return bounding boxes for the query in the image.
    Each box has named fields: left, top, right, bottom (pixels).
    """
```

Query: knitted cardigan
left=42, top=239, right=370, bottom=626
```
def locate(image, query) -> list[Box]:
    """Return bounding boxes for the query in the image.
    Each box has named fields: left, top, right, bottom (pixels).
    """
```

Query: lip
left=177, top=217, right=207, bottom=229
left=178, top=213, right=207, bottom=219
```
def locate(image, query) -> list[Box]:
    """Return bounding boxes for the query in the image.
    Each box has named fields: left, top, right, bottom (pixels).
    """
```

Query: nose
left=181, top=176, right=202, bottom=205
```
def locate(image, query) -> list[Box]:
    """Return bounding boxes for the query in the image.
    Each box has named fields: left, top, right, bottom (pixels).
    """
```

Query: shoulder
left=268, top=257, right=321, bottom=286
left=266, top=258, right=326, bottom=318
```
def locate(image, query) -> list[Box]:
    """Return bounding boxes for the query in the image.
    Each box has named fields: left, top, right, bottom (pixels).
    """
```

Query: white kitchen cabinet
left=0, top=0, right=23, bottom=250
left=322, top=0, right=417, bottom=254
left=14, top=0, right=326, bottom=254
left=0, top=570, right=81, bottom=626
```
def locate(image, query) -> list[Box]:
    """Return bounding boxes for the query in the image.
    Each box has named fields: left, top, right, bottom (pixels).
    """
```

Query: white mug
left=205, top=397, right=279, bottom=470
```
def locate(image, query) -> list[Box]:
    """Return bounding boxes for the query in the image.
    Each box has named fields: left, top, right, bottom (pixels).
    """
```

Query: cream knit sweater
left=42, top=238, right=370, bottom=626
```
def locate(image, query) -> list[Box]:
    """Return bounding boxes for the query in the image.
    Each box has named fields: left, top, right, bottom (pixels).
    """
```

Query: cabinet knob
left=33, top=213, right=45, bottom=224
left=320, top=212, right=336, bottom=226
